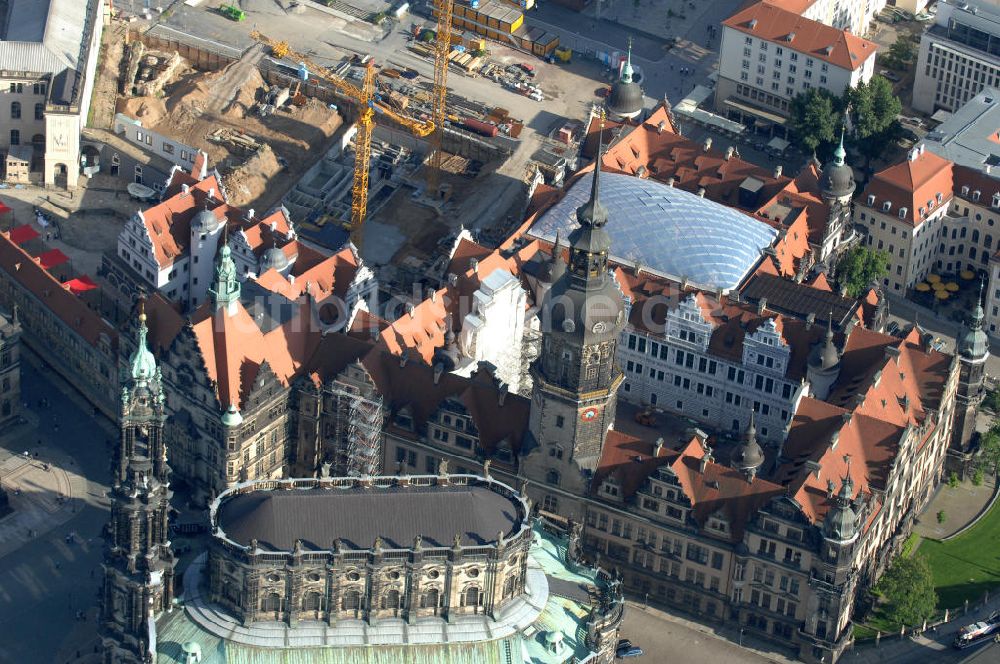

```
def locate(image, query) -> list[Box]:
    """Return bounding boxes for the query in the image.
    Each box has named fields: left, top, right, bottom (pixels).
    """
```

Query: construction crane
left=428, top=0, right=455, bottom=196
left=250, top=32, right=434, bottom=244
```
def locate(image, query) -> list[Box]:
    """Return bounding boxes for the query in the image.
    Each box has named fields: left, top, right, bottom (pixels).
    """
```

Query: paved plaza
left=0, top=352, right=115, bottom=664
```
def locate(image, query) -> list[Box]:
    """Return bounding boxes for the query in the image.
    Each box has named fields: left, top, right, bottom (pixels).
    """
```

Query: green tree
left=876, top=554, right=938, bottom=627
left=887, top=36, right=916, bottom=68
left=789, top=89, right=840, bottom=155
left=977, top=424, right=1000, bottom=474
left=983, top=388, right=1000, bottom=413
left=846, top=76, right=903, bottom=168
left=836, top=246, right=890, bottom=298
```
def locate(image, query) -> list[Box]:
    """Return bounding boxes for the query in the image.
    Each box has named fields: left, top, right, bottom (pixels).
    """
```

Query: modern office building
left=912, top=0, right=1000, bottom=114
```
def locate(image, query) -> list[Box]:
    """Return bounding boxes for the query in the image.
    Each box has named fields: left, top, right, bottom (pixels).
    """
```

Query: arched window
left=987, top=234, right=994, bottom=249
left=342, top=590, right=361, bottom=612
left=261, top=592, right=281, bottom=613
left=382, top=589, right=401, bottom=611
left=463, top=586, right=480, bottom=609
left=546, top=469, right=560, bottom=486
left=302, top=591, right=322, bottom=612
left=421, top=588, right=439, bottom=610
left=10, top=102, right=20, bottom=119
left=973, top=229, right=980, bottom=243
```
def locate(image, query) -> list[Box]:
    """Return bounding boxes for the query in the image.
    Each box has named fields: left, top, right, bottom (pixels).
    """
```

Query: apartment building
left=912, top=0, right=1000, bottom=114
left=717, top=1, right=877, bottom=134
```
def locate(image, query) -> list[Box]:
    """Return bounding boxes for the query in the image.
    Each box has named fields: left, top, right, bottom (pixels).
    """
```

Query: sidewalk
left=844, top=593, right=1000, bottom=663
left=915, top=475, right=998, bottom=541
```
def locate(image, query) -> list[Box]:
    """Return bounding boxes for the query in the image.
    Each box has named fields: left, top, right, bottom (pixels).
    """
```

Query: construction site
left=115, top=39, right=344, bottom=210
left=77, top=0, right=615, bottom=292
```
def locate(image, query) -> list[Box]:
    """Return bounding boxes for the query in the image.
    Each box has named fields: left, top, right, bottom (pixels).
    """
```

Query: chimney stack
left=773, top=165, right=782, bottom=178
left=725, top=146, right=734, bottom=161
left=703, top=137, right=712, bottom=152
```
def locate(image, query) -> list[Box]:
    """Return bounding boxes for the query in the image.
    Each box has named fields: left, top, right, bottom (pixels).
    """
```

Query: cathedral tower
left=100, top=304, right=175, bottom=664
left=526, top=125, right=625, bottom=512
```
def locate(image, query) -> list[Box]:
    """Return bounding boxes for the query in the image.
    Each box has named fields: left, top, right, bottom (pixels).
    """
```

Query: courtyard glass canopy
left=530, top=172, right=777, bottom=290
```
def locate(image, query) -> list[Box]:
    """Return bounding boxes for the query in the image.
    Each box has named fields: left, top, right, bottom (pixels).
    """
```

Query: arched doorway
left=53, top=163, right=68, bottom=189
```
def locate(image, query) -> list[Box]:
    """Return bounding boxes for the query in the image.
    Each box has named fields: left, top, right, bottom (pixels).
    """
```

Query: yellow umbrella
left=932, top=281, right=946, bottom=290
left=927, top=274, right=942, bottom=283
left=945, top=282, right=960, bottom=292
left=916, top=282, right=931, bottom=292
left=935, top=289, right=949, bottom=300
left=961, top=270, right=976, bottom=280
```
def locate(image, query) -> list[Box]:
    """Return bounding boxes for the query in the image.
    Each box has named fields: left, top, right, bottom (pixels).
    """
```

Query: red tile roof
left=862, top=148, right=954, bottom=226
left=777, top=325, right=953, bottom=525
left=591, top=107, right=790, bottom=212
left=0, top=230, right=117, bottom=350
left=723, top=1, right=877, bottom=71
left=8, top=225, right=38, bottom=245
left=190, top=299, right=321, bottom=410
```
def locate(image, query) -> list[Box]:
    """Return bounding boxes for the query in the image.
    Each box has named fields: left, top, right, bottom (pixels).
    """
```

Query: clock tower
left=524, top=127, right=625, bottom=514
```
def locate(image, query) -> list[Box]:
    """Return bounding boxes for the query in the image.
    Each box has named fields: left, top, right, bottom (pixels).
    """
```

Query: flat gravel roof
left=216, top=484, right=522, bottom=551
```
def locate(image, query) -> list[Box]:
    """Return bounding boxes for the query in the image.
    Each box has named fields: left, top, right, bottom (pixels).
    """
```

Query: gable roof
left=0, top=228, right=116, bottom=350
left=723, top=1, right=877, bottom=71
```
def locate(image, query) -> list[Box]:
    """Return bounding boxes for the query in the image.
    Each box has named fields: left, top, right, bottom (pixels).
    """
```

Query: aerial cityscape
left=3, top=0, right=1000, bottom=663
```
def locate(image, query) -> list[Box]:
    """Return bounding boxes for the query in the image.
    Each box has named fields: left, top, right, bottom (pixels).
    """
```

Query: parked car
left=879, top=69, right=901, bottom=82
left=617, top=645, right=644, bottom=658
left=617, top=639, right=632, bottom=650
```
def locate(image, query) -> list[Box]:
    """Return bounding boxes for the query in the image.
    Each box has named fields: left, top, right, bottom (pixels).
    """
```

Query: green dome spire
left=129, top=303, right=158, bottom=382
left=209, top=227, right=241, bottom=312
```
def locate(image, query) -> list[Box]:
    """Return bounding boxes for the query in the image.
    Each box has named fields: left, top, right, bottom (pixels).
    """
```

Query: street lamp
left=739, top=627, right=745, bottom=647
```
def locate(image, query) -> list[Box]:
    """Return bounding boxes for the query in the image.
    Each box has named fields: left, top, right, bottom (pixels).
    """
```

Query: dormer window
left=936, top=192, right=943, bottom=204
left=973, top=190, right=981, bottom=201
left=918, top=207, right=925, bottom=218
left=867, top=194, right=876, bottom=206
left=900, top=207, right=909, bottom=219
left=961, top=186, right=970, bottom=196
left=993, top=193, right=1000, bottom=209
left=882, top=201, right=892, bottom=212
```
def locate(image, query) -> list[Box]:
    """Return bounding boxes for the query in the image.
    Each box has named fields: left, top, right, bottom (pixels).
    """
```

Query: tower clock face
left=581, top=406, right=600, bottom=421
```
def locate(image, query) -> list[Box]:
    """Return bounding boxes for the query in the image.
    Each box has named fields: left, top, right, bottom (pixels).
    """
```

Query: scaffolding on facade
left=327, top=379, right=384, bottom=477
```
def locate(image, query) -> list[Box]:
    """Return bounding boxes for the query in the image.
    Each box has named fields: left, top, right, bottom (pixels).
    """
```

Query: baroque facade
left=206, top=473, right=532, bottom=627
left=99, top=308, right=176, bottom=663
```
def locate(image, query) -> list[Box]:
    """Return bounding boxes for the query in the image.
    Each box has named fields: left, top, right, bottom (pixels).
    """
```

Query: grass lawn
left=920, top=496, right=1000, bottom=608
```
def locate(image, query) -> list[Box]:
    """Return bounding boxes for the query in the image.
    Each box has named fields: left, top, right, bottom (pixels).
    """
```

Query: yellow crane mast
left=249, top=32, right=434, bottom=245
left=428, top=0, right=454, bottom=196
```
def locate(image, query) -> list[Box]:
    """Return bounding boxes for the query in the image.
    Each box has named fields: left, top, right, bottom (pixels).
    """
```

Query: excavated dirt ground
left=116, top=57, right=342, bottom=210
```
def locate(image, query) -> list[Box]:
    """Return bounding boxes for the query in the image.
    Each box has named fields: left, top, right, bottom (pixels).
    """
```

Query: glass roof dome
left=530, top=172, right=777, bottom=290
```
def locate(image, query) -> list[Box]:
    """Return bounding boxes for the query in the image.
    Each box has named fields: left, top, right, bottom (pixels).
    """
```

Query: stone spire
left=732, top=410, right=765, bottom=479
left=958, top=279, right=988, bottom=359
left=607, top=38, right=644, bottom=120
left=575, top=129, right=609, bottom=231
left=101, top=302, right=175, bottom=663
left=209, top=225, right=240, bottom=314
left=823, top=473, right=858, bottom=543
left=129, top=301, right=158, bottom=384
